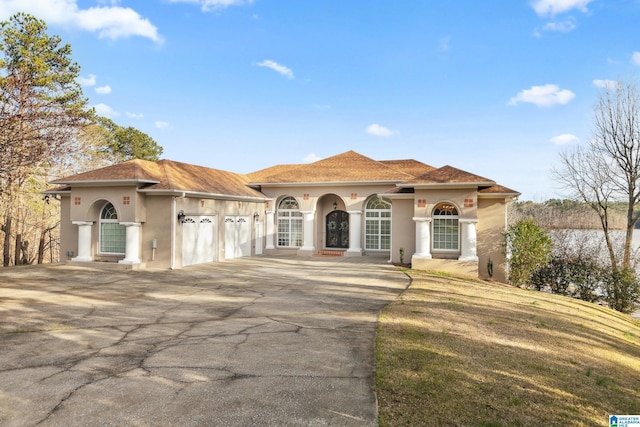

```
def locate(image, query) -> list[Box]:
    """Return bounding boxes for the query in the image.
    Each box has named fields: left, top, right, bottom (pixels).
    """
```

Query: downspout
left=171, top=192, right=186, bottom=270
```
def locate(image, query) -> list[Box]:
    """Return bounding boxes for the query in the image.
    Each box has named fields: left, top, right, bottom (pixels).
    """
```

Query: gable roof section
left=51, top=159, right=267, bottom=200
left=250, top=150, right=414, bottom=184
left=399, top=165, right=495, bottom=187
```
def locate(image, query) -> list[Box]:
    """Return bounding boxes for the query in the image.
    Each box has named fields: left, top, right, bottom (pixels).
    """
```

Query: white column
left=346, top=210, right=363, bottom=255
left=412, top=217, right=432, bottom=259
left=265, top=211, right=275, bottom=250
left=72, top=221, right=94, bottom=262
left=119, top=222, right=142, bottom=264
left=300, top=211, right=316, bottom=252
left=458, top=218, right=479, bottom=261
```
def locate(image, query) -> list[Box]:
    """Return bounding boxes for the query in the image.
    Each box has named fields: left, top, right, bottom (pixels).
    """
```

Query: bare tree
left=554, top=80, right=640, bottom=271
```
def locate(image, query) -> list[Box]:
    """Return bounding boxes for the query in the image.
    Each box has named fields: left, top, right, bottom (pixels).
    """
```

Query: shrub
left=601, top=268, right=640, bottom=314
left=530, top=257, right=571, bottom=295
left=504, top=219, right=552, bottom=287
left=569, top=259, right=603, bottom=303
left=531, top=257, right=604, bottom=301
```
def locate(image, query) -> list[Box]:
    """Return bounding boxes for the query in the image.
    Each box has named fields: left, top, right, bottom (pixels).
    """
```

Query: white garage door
left=182, top=216, right=217, bottom=267
left=224, top=216, right=251, bottom=260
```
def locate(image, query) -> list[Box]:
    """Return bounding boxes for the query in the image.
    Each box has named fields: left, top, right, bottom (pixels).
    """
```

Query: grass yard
left=375, top=269, right=640, bottom=427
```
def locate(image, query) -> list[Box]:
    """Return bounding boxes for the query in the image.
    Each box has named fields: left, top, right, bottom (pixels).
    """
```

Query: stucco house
left=47, top=150, right=519, bottom=282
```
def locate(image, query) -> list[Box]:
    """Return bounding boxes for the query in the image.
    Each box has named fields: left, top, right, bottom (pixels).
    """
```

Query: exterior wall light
left=177, top=211, right=185, bottom=223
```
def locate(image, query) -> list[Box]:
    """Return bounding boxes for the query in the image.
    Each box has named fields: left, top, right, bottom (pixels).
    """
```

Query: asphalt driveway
left=0, top=255, right=409, bottom=426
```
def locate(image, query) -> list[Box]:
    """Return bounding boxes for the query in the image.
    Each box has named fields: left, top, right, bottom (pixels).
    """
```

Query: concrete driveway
left=0, top=255, right=408, bottom=426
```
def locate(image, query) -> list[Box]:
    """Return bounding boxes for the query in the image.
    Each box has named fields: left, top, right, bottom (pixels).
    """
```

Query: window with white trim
left=277, top=196, right=303, bottom=247
left=100, top=202, right=126, bottom=254
left=432, top=203, right=459, bottom=251
left=365, top=196, right=391, bottom=250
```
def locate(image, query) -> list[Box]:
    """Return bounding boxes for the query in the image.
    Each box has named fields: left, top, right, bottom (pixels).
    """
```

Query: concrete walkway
left=0, top=255, right=409, bottom=426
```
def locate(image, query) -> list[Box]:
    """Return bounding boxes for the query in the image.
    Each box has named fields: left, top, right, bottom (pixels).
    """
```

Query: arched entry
left=326, top=210, right=349, bottom=248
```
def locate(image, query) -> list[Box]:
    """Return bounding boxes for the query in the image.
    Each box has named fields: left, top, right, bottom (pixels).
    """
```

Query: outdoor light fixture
left=177, top=210, right=185, bottom=223
left=253, top=212, right=259, bottom=221
left=333, top=201, right=337, bottom=210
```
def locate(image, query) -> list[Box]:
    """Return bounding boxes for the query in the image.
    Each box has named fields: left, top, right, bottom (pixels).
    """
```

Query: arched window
left=277, top=196, right=303, bottom=247
left=432, top=203, right=459, bottom=251
left=100, top=202, right=126, bottom=254
left=365, top=196, right=391, bottom=250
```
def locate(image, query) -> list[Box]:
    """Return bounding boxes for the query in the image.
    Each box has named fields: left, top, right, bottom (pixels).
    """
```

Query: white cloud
left=256, top=60, right=294, bottom=79
left=93, top=103, right=119, bottom=118
left=508, top=84, right=575, bottom=107
left=155, top=121, right=169, bottom=129
left=77, top=74, right=97, bottom=86
left=126, top=112, right=144, bottom=119
left=593, top=79, right=617, bottom=89
left=550, top=134, right=579, bottom=145
left=631, top=52, right=640, bottom=66
left=541, top=18, right=576, bottom=33
left=366, top=124, right=394, bottom=137
left=303, top=153, right=321, bottom=163
left=167, top=0, right=253, bottom=12
left=0, top=0, right=161, bottom=43
left=531, top=0, right=593, bottom=17
left=95, top=85, right=112, bottom=94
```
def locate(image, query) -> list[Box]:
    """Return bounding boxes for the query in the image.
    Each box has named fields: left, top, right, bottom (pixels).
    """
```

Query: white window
left=277, top=196, right=303, bottom=247
left=365, top=196, right=391, bottom=250
left=99, top=202, right=126, bottom=254
left=432, top=203, right=459, bottom=251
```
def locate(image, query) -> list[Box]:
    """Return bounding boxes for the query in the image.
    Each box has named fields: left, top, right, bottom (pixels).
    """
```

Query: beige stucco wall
left=260, top=184, right=396, bottom=254
left=58, top=195, right=76, bottom=262
left=140, top=196, right=172, bottom=269
left=60, top=184, right=267, bottom=269
left=69, top=186, right=145, bottom=223
left=477, top=197, right=509, bottom=283
left=57, top=179, right=512, bottom=280
left=412, top=188, right=477, bottom=219
left=390, top=198, right=415, bottom=264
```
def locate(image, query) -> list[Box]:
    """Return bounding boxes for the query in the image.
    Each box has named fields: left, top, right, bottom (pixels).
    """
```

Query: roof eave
left=398, top=181, right=496, bottom=189
left=254, top=180, right=405, bottom=187
left=478, top=192, right=521, bottom=200
left=139, top=188, right=270, bottom=202
left=50, top=179, right=161, bottom=186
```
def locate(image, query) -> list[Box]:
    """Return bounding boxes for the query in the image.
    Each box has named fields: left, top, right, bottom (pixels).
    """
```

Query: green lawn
left=376, top=270, right=640, bottom=426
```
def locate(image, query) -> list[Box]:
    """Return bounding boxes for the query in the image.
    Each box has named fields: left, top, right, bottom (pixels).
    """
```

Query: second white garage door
left=225, top=216, right=251, bottom=260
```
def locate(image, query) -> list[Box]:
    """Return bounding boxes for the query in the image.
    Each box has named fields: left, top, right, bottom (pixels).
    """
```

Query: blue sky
left=2, top=0, right=640, bottom=200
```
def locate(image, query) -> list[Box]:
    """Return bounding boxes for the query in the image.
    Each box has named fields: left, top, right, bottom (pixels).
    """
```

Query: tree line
left=0, top=13, right=163, bottom=267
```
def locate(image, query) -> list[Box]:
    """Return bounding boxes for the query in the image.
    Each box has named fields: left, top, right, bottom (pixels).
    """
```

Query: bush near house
left=504, top=218, right=552, bottom=287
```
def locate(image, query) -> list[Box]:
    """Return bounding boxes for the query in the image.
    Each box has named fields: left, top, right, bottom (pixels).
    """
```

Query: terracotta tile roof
left=401, top=165, right=495, bottom=186
left=52, top=159, right=267, bottom=199
left=379, top=159, right=436, bottom=177
left=250, top=150, right=414, bottom=183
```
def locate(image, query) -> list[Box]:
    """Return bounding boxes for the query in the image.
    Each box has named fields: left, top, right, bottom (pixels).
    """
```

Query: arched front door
left=326, top=210, right=349, bottom=248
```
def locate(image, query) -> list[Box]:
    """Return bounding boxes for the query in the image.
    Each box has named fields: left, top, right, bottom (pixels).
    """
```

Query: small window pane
left=100, top=223, right=126, bottom=253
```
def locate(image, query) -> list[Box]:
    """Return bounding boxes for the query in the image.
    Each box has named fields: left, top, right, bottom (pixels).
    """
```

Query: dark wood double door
left=326, top=210, right=349, bottom=249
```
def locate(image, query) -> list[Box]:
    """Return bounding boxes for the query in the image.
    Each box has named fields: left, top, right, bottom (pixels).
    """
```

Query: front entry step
left=315, top=250, right=345, bottom=257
